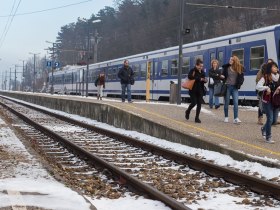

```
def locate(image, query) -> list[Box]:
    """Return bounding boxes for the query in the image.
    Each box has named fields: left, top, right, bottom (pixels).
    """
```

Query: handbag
left=272, top=92, right=280, bottom=107
left=214, top=82, right=227, bottom=97
left=262, top=91, right=271, bottom=104
left=181, top=79, right=195, bottom=90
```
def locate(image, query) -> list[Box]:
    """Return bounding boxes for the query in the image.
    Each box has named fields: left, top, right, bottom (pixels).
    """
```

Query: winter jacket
left=222, top=63, right=244, bottom=89
left=118, top=66, right=134, bottom=85
left=208, top=68, right=222, bottom=88
left=188, top=67, right=207, bottom=95
left=96, top=74, right=105, bottom=88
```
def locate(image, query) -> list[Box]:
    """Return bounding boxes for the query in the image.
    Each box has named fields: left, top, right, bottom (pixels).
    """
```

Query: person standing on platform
left=95, top=72, right=105, bottom=100
left=256, top=61, right=280, bottom=143
left=208, top=59, right=223, bottom=109
left=185, top=58, right=207, bottom=123
left=118, top=59, right=134, bottom=103
left=255, top=59, right=274, bottom=125
left=222, top=56, right=244, bottom=124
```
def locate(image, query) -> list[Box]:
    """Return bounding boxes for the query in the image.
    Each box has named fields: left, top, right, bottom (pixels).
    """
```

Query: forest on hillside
left=53, top=0, right=280, bottom=66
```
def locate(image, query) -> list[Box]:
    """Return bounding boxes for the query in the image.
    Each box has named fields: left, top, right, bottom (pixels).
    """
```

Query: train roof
left=94, top=24, right=280, bottom=65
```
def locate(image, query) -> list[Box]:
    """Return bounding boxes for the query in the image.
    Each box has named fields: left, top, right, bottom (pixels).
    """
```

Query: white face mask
left=272, top=73, right=279, bottom=82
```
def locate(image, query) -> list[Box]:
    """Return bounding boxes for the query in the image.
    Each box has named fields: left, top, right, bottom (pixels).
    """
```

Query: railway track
left=1, top=95, right=280, bottom=210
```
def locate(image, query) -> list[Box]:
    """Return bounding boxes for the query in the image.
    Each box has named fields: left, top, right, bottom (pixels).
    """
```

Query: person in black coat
left=185, top=58, right=207, bottom=123
left=118, top=59, right=134, bottom=102
left=208, top=59, right=223, bottom=109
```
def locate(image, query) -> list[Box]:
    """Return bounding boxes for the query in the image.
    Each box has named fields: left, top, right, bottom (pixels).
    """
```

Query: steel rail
left=2, top=95, right=280, bottom=200
left=0, top=99, right=191, bottom=210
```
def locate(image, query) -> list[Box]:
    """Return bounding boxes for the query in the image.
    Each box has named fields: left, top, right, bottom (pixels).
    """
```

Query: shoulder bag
left=181, top=71, right=195, bottom=90
left=272, top=92, right=280, bottom=107
left=214, top=82, right=227, bottom=97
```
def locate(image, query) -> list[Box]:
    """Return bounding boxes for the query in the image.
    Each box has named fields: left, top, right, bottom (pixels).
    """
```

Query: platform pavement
left=1, top=91, right=280, bottom=167
left=108, top=99, right=280, bottom=160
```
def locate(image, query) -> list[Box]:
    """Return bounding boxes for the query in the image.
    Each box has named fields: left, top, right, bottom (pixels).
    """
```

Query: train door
left=146, top=59, right=158, bottom=101
left=146, top=59, right=157, bottom=101
left=217, top=47, right=226, bottom=68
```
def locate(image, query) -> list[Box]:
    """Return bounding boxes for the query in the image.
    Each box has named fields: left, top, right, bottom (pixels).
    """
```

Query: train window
left=182, top=57, right=190, bottom=75
left=152, top=62, right=157, bottom=79
left=210, top=53, right=216, bottom=62
left=133, top=64, right=140, bottom=78
left=113, top=67, right=119, bottom=80
left=161, top=60, right=168, bottom=77
left=232, top=49, right=244, bottom=65
left=171, top=59, right=178, bottom=76
left=107, top=68, right=112, bottom=80
left=218, top=51, right=224, bottom=66
left=250, top=46, right=265, bottom=70
left=140, top=63, right=147, bottom=78
left=194, top=55, right=203, bottom=65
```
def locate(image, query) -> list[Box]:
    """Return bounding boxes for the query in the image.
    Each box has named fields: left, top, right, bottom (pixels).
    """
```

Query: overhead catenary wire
left=0, top=0, right=22, bottom=48
left=0, top=0, right=93, bottom=18
left=186, top=2, right=280, bottom=11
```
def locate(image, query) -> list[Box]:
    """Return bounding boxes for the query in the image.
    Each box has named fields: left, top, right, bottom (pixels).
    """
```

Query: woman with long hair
left=256, top=61, right=280, bottom=143
left=222, top=56, right=244, bottom=124
left=185, top=58, right=207, bottom=123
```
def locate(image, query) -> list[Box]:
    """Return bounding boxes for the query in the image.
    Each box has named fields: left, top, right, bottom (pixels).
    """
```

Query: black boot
left=185, top=110, right=190, bottom=120
left=195, top=118, right=201, bottom=123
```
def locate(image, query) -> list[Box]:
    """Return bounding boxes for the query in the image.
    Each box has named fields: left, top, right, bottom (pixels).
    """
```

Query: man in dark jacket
left=118, top=59, right=134, bottom=102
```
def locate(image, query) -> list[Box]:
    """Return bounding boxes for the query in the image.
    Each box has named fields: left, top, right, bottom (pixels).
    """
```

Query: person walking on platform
left=222, top=56, right=244, bottom=124
left=208, top=59, right=223, bottom=109
left=185, top=58, right=207, bottom=123
left=118, top=59, right=134, bottom=103
left=255, top=59, right=274, bottom=125
left=256, top=61, right=280, bottom=143
left=95, top=72, right=105, bottom=100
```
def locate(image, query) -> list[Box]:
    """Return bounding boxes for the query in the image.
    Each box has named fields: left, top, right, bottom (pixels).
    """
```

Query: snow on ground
left=86, top=195, right=171, bottom=210
left=0, top=104, right=171, bottom=210
left=0, top=117, right=92, bottom=210
left=1, top=96, right=280, bottom=210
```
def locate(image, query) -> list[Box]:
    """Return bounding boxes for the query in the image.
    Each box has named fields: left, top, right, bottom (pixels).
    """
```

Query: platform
left=1, top=91, right=279, bottom=168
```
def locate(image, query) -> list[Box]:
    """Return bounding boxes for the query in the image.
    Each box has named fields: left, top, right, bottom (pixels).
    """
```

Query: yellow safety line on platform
left=126, top=104, right=280, bottom=157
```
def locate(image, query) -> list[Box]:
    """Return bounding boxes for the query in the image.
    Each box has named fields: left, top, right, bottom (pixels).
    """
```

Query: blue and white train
left=49, top=24, right=280, bottom=105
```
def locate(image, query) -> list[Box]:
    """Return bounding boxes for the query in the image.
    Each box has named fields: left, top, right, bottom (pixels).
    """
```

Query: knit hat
left=265, top=61, right=278, bottom=75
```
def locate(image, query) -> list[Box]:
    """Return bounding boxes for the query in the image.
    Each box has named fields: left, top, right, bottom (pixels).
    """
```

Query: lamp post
left=29, top=52, right=40, bottom=93
left=177, top=0, right=185, bottom=105
left=79, top=18, right=101, bottom=97
left=19, top=59, right=25, bottom=91
left=46, top=41, right=58, bottom=95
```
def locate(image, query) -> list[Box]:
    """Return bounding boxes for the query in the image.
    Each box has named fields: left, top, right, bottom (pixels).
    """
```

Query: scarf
left=272, top=73, right=279, bottom=82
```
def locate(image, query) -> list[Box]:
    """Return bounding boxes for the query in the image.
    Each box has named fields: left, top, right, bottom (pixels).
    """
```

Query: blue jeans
left=224, top=85, right=239, bottom=119
left=209, top=87, right=220, bottom=108
left=263, top=102, right=275, bottom=138
left=121, top=83, right=132, bottom=102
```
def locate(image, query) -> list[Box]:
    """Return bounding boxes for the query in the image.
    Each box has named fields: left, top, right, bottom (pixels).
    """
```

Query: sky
left=0, top=0, right=114, bottom=79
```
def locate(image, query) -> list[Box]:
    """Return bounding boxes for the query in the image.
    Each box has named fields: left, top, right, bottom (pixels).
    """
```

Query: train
left=48, top=24, right=280, bottom=105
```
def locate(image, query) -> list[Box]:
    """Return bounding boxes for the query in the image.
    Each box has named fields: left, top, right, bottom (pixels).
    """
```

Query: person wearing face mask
left=256, top=61, right=280, bottom=143
left=185, top=58, right=207, bottom=123
left=222, top=56, right=244, bottom=124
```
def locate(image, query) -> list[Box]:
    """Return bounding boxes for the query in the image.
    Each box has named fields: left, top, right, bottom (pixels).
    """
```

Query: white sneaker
left=265, top=137, right=275, bottom=144
left=233, top=118, right=241, bottom=124
left=224, top=117, right=229, bottom=123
